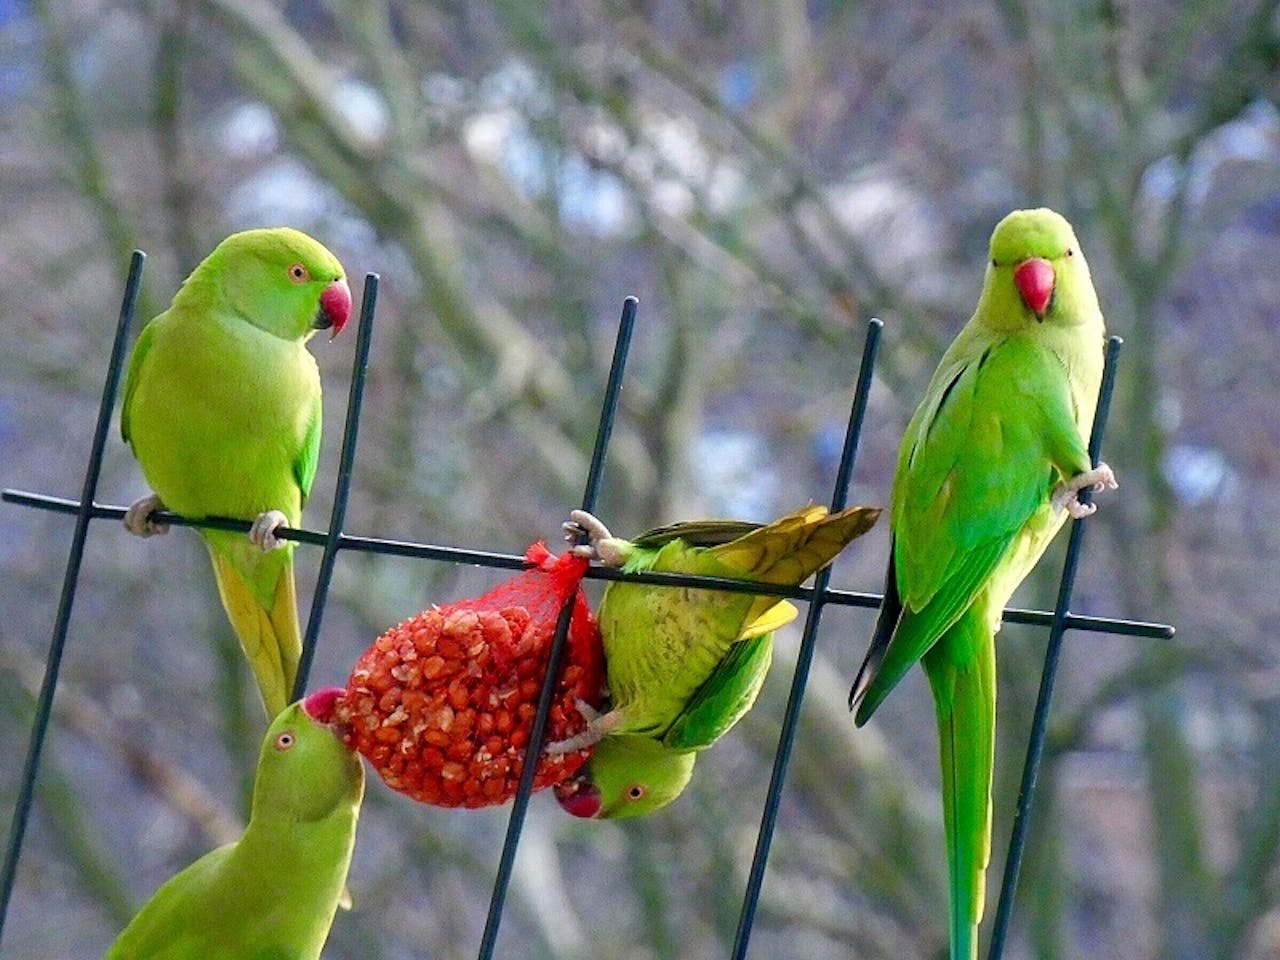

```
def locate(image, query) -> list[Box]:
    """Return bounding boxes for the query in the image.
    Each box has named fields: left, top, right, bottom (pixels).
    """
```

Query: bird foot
left=563, top=510, right=629, bottom=566
left=1052, top=462, right=1118, bottom=519
left=248, top=510, right=290, bottom=551
left=544, top=701, right=622, bottom=755
left=123, top=494, right=169, bottom=537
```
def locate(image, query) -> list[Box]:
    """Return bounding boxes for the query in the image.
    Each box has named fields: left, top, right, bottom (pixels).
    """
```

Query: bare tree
left=0, top=1, right=1276, bottom=958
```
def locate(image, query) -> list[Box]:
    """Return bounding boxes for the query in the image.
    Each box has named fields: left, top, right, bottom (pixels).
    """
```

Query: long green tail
left=922, top=604, right=995, bottom=960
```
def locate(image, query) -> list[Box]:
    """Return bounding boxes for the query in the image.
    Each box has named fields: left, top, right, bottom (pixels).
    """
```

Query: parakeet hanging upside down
left=104, top=688, right=364, bottom=960
left=847, top=208, right=1118, bottom=960
left=121, top=228, right=351, bottom=717
left=552, top=503, right=880, bottom=819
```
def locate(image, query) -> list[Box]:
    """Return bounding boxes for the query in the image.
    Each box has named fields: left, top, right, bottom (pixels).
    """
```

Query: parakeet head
left=978, top=208, right=1099, bottom=330
left=191, top=227, right=352, bottom=342
left=553, top=736, right=697, bottom=820
left=251, top=688, right=364, bottom=824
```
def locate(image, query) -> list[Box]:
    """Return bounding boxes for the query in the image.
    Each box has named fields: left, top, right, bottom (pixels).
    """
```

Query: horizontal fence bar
left=2, top=488, right=1176, bottom=641
left=1, top=236, right=1178, bottom=960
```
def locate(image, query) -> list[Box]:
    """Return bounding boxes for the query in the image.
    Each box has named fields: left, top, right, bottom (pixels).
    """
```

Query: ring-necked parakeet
left=552, top=503, right=880, bottom=819
left=847, top=208, right=1118, bottom=960
left=104, top=688, right=365, bottom=960
left=121, top=228, right=351, bottom=717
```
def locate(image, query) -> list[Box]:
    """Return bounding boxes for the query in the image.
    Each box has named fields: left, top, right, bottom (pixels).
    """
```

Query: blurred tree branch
left=1, top=645, right=243, bottom=850
left=194, top=0, right=625, bottom=496
left=6, top=2, right=1276, bottom=957
left=1013, top=0, right=1280, bottom=956
left=32, top=0, right=139, bottom=281
left=151, top=0, right=204, bottom=276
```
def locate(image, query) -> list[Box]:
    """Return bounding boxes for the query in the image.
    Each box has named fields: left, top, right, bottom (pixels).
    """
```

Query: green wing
left=662, top=633, right=773, bottom=751
left=855, top=336, right=1077, bottom=721
left=631, top=518, right=763, bottom=550
left=896, top=337, right=1073, bottom=608
left=120, top=319, right=157, bottom=445
left=104, top=847, right=229, bottom=959
left=293, top=400, right=322, bottom=505
left=853, top=535, right=1009, bottom=723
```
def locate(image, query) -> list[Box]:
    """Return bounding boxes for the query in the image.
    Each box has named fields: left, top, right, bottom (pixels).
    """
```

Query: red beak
left=1013, top=258, right=1054, bottom=318
left=302, top=686, right=346, bottom=724
left=317, top=277, right=353, bottom=340
left=554, top=774, right=602, bottom=818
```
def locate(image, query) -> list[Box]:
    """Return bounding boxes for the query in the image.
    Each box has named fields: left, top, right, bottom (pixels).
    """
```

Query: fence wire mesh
left=0, top=254, right=1174, bottom=959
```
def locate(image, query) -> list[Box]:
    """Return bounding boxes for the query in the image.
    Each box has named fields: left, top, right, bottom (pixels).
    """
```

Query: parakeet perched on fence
left=104, top=688, right=364, bottom=960
left=848, top=208, right=1118, bottom=960
left=121, top=228, right=351, bottom=717
left=553, top=503, right=880, bottom=819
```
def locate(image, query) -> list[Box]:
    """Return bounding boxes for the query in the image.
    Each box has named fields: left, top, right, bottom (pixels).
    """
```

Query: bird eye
left=991, top=258, right=999, bottom=268
left=274, top=731, right=296, bottom=751
left=288, top=263, right=310, bottom=284
left=1066, top=248, right=1074, bottom=258
left=627, top=784, right=646, bottom=801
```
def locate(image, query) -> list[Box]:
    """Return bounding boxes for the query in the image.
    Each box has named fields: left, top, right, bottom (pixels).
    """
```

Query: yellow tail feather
left=207, top=546, right=302, bottom=717
left=713, top=504, right=880, bottom=585
left=719, top=505, right=880, bottom=629
left=739, top=599, right=798, bottom=641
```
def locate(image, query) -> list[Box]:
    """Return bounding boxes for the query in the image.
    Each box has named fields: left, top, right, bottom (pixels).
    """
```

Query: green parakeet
left=847, top=208, right=1118, bottom=960
left=121, top=228, right=351, bottom=717
left=104, top=687, right=365, bottom=960
left=552, top=503, right=880, bottom=819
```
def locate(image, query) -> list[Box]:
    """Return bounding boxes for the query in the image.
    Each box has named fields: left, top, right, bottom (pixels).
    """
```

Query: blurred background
left=1, top=1, right=1277, bottom=958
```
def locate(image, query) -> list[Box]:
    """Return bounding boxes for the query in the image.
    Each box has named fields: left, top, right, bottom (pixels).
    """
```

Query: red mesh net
left=334, top=543, right=604, bottom=808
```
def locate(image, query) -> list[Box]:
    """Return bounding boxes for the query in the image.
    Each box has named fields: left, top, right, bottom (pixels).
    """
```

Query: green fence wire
left=0, top=253, right=1174, bottom=959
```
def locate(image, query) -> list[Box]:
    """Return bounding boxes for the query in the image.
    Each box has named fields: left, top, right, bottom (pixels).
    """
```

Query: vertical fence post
left=291, top=273, right=379, bottom=701
left=985, top=335, right=1124, bottom=960
left=0, top=274, right=1172, bottom=960
left=476, top=296, right=638, bottom=960
left=731, top=318, right=883, bottom=959
left=0, top=252, right=146, bottom=945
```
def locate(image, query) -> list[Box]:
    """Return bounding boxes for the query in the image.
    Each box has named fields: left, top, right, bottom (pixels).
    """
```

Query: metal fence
left=0, top=252, right=1175, bottom=959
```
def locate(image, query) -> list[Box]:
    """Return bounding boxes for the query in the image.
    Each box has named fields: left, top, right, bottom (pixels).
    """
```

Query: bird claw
left=544, top=701, right=620, bottom=755
left=544, top=731, right=595, bottom=756
left=123, top=494, right=169, bottom=537
left=249, top=510, right=290, bottom=551
left=561, top=519, right=596, bottom=559
left=1052, top=462, right=1118, bottom=519
left=563, top=510, right=628, bottom=566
